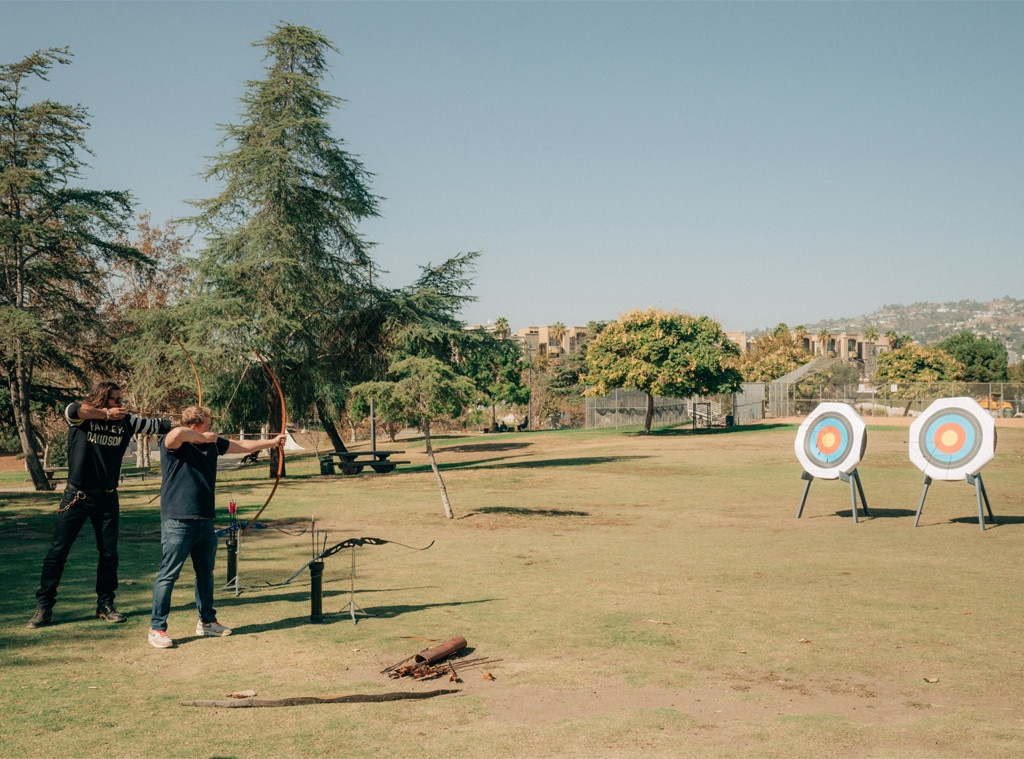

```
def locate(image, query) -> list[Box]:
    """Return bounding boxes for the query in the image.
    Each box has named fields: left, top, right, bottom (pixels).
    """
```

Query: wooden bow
left=240, top=350, right=286, bottom=537
left=171, top=334, right=203, bottom=406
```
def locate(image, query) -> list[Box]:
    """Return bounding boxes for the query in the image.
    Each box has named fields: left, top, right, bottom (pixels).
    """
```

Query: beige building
left=515, top=325, right=589, bottom=358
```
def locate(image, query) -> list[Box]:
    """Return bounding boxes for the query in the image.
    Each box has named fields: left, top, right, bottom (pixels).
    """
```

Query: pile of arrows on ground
left=380, top=635, right=501, bottom=683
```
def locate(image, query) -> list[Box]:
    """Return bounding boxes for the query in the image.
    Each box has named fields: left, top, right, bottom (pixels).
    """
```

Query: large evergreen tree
left=0, top=48, right=147, bottom=490
left=188, top=24, right=381, bottom=475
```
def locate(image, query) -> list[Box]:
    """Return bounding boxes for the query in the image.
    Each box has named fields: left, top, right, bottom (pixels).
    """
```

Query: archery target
left=909, top=397, right=996, bottom=480
left=794, top=403, right=867, bottom=479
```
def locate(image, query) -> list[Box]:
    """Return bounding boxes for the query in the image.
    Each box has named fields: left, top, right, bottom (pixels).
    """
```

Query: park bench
left=319, top=450, right=409, bottom=476
left=120, top=465, right=155, bottom=482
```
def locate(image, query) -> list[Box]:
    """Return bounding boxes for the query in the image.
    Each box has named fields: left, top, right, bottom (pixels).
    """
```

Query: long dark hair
left=84, top=381, right=121, bottom=408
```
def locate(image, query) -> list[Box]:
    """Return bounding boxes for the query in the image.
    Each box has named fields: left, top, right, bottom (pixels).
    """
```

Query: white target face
left=794, top=403, right=867, bottom=479
left=908, top=397, right=996, bottom=480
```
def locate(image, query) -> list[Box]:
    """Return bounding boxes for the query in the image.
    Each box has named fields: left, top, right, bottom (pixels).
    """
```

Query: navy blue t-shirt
left=159, top=436, right=231, bottom=520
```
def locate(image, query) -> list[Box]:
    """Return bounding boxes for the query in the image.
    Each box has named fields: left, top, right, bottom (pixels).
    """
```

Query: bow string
left=240, top=349, right=286, bottom=537
left=171, top=334, right=203, bottom=406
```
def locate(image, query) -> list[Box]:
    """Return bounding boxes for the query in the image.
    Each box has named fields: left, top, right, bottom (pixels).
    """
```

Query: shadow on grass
left=223, top=596, right=497, bottom=633
left=462, top=506, right=589, bottom=518
left=649, top=423, right=797, bottom=437
left=437, top=441, right=533, bottom=454
left=839, top=508, right=917, bottom=519
left=396, top=455, right=651, bottom=474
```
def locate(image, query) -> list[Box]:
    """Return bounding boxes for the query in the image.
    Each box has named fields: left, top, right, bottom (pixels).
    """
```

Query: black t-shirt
left=159, top=435, right=231, bottom=520
left=65, top=403, right=172, bottom=491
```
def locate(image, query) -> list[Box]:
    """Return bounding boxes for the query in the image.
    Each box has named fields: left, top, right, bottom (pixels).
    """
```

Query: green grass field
left=3, top=421, right=1024, bottom=758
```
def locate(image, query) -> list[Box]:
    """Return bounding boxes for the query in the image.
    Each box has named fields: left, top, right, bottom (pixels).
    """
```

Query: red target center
left=932, top=422, right=965, bottom=454
left=815, top=426, right=841, bottom=455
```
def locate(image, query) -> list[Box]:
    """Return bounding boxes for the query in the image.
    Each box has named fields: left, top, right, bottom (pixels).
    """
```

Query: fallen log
left=180, top=689, right=459, bottom=708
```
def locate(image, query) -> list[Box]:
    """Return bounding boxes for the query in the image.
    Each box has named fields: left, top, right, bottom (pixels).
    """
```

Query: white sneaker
left=148, top=629, right=174, bottom=648
left=196, top=620, right=232, bottom=636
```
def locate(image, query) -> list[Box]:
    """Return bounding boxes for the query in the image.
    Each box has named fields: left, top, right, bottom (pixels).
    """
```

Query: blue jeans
left=150, top=519, right=218, bottom=631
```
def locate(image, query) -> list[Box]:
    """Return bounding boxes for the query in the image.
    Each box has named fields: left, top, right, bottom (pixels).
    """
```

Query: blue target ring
left=909, top=398, right=996, bottom=480
left=806, top=416, right=852, bottom=465
left=919, top=412, right=981, bottom=468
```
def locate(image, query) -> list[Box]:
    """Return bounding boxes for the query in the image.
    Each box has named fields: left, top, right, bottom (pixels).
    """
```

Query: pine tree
left=0, top=48, right=146, bottom=490
left=188, top=24, right=381, bottom=475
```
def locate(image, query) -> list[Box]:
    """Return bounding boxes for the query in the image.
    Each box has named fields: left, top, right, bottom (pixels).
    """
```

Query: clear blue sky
left=5, top=1, right=1023, bottom=333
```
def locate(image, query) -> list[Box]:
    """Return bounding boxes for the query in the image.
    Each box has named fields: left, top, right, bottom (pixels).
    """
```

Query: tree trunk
left=423, top=421, right=454, bottom=519
left=643, top=393, right=654, bottom=434
left=266, top=401, right=287, bottom=478
left=490, top=402, right=497, bottom=432
left=8, top=365, right=52, bottom=491
left=316, top=400, right=347, bottom=452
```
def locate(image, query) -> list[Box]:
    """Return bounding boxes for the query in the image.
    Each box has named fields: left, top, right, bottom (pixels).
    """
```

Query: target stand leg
left=796, top=471, right=814, bottom=518
left=913, top=476, right=933, bottom=527
left=840, top=469, right=869, bottom=522
left=966, top=473, right=996, bottom=531
left=852, top=469, right=869, bottom=516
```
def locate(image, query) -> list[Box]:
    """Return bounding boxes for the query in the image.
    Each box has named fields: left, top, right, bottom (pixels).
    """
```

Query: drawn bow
left=240, top=350, right=286, bottom=537
left=171, top=334, right=203, bottom=406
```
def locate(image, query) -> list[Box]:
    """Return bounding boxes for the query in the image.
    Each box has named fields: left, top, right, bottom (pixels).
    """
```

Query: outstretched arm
left=226, top=434, right=287, bottom=456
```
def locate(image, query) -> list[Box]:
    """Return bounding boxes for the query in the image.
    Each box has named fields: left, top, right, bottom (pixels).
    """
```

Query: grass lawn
left=2, top=420, right=1024, bottom=758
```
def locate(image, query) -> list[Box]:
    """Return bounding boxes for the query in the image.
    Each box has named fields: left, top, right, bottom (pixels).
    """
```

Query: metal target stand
left=914, top=472, right=996, bottom=531
left=909, top=398, right=998, bottom=532
left=796, top=468, right=870, bottom=522
left=794, top=403, right=869, bottom=522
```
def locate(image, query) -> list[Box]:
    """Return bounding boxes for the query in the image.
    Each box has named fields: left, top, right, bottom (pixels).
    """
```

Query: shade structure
left=794, top=402, right=867, bottom=480
left=908, top=397, right=996, bottom=481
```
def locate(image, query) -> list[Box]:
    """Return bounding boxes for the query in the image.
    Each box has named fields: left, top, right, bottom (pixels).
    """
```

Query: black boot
left=27, top=608, right=53, bottom=628
left=96, top=602, right=126, bottom=623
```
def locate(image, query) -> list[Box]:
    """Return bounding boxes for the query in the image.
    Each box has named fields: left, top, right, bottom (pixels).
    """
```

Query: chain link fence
left=585, top=384, right=766, bottom=429
left=767, top=380, right=1024, bottom=418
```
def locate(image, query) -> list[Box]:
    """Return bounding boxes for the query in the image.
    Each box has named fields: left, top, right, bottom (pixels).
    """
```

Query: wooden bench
left=322, top=450, right=409, bottom=475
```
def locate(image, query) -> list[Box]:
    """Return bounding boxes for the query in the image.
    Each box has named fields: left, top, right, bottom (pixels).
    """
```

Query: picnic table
left=320, top=450, right=408, bottom=476
left=43, top=467, right=69, bottom=486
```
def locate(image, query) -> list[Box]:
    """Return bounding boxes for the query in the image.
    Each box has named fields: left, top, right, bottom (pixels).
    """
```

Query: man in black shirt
left=28, top=381, right=173, bottom=628
left=148, top=405, right=285, bottom=649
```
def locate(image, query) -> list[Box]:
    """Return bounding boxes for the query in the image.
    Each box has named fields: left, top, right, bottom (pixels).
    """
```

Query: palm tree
left=817, top=328, right=832, bottom=357
left=493, top=317, right=510, bottom=340
left=863, top=326, right=879, bottom=359
left=884, top=329, right=899, bottom=350
left=548, top=322, right=567, bottom=356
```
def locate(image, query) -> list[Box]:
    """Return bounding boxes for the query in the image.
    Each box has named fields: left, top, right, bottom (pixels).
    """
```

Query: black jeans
left=34, top=485, right=120, bottom=610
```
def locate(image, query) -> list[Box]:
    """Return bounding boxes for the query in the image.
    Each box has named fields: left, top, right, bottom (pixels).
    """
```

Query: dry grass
left=3, top=420, right=1024, bottom=758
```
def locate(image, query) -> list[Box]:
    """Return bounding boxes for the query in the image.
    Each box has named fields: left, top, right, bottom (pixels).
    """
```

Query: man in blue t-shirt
left=28, top=381, right=172, bottom=629
left=148, top=405, right=285, bottom=649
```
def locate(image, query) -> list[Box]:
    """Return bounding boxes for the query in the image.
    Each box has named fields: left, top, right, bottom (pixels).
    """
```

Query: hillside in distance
left=767, top=297, right=1024, bottom=350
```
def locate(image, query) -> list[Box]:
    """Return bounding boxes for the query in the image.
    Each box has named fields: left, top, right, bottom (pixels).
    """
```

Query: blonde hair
left=180, top=406, right=211, bottom=427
